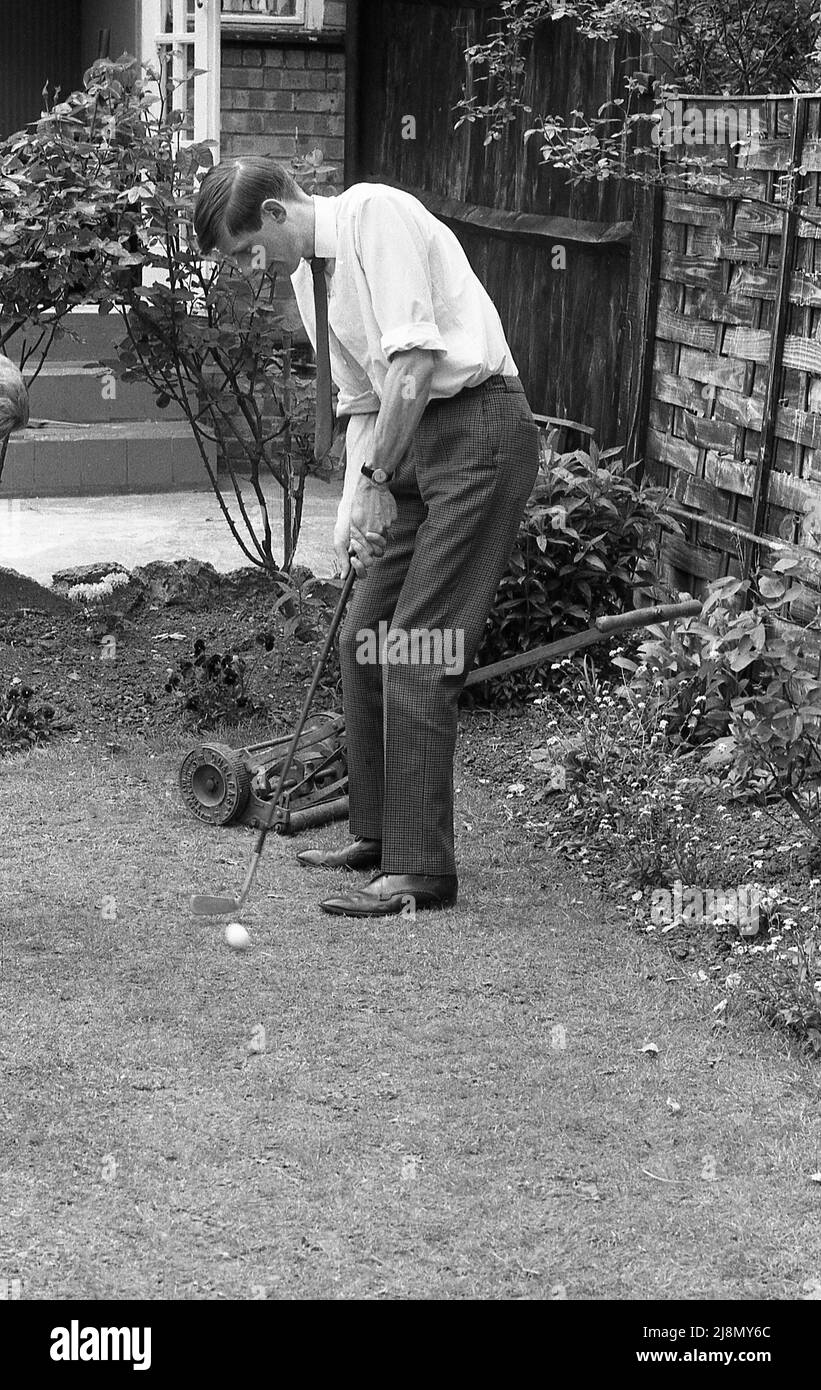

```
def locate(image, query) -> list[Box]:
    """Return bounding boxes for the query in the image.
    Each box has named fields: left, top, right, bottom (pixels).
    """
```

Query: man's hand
left=333, top=496, right=354, bottom=579
left=332, top=348, right=433, bottom=579
left=341, top=473, right=397, bottom=578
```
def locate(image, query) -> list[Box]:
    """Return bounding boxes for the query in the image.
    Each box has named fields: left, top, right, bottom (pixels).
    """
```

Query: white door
left=140, top=0, right=221, bottom=157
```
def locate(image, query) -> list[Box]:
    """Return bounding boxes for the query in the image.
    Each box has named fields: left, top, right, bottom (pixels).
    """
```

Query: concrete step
left=45, top=308, right=310, bottom=360
left=26, top=364, right=188, bottom=424
left=0, top=422, right=213, bottom=497
left=46, top=310, right=131, bottom=362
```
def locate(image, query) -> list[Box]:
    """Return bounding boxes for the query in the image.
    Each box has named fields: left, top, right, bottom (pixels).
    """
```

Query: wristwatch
left=360, top=462, right=394, bottom=485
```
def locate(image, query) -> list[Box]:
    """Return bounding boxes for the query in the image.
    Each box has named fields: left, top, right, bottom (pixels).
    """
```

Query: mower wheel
left=179, top=742, right=252, bottom=826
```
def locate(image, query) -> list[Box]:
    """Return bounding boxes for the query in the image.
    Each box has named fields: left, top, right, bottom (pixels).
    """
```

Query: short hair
left=0, top=356, right=29, bottom=439
left=193, top=156, right=303, bottom=256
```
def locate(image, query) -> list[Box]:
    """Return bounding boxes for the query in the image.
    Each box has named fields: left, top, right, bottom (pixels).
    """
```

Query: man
left=194, top=157, right=540, bottom=917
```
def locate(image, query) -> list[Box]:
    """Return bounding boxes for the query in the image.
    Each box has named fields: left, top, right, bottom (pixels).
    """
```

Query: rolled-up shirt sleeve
left=354, top=196, right=447, bottom=361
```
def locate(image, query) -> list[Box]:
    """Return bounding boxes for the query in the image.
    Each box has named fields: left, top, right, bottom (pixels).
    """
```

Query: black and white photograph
left=0, top=0, right=820, bottom=1346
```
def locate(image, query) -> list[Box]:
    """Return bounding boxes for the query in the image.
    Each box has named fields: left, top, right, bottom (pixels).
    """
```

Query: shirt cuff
left=337, top=390, right=381, bottom=417
left=380, top=323, right=447, bottom=359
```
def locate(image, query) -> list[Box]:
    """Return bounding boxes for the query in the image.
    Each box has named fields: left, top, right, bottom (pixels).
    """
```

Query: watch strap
left=361, top=463, right=394, bottom=484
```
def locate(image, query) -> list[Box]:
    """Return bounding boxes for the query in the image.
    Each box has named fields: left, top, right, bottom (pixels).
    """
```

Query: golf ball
left=225, top=922, right=251, bottom=951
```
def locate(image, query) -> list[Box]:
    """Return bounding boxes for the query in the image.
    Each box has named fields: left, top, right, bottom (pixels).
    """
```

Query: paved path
left=0, top=476, right=343, bottom=585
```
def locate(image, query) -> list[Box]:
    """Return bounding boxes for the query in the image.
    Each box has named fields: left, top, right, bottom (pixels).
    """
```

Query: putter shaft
left=191, top=568, right=356, bottom=916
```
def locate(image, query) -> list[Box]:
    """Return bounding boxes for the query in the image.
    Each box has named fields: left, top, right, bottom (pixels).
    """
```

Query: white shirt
left=290, top=182, right=518, bottom=420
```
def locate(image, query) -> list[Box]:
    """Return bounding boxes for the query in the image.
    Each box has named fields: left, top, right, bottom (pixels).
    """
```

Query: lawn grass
left=1, top=730, right=820, bottom=1300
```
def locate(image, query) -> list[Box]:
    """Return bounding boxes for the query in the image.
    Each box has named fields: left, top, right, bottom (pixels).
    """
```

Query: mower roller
left=179, top=712, right=348, bottom=835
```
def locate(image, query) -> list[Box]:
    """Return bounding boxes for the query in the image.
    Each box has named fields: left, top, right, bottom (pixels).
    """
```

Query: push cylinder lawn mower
left=180, top=594, right=701, bottom=849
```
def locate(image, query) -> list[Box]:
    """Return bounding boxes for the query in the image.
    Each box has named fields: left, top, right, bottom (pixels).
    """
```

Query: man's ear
left=261, top=198, right=287, bottom=222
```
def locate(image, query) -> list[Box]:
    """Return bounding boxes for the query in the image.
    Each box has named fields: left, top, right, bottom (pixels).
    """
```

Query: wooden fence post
left=619, top=176, right=664, bottom=477
left=743, top=95, right=808, bottom=580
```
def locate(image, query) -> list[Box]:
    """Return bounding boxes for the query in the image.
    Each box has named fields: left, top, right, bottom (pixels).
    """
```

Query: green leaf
left=758, top=573, right=787, bottom=600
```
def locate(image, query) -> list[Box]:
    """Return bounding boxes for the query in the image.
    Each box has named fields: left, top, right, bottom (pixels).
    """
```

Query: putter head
left=190, top=894, right=240, bottom=916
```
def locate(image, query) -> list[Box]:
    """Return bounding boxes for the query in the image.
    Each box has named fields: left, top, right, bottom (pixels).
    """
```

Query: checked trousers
left=339, top=375, right=541, bottom=877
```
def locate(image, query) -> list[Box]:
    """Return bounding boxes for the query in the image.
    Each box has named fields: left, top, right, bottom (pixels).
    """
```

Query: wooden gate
left=348, top=0, right=644, bottom=442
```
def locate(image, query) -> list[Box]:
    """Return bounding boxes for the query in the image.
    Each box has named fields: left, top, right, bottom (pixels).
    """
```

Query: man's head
left=0, top=355, right=29, bottom=440
left=193, top=156, right=314, bottom=276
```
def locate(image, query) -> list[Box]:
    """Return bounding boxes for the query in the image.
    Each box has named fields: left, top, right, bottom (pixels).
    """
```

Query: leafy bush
left=617, top=572, right=770, bottom=745
left=549, top=661, right=706, bottom=887
left=532, top=557, right=821, bottom=1054
left=0, top=677, right=57, bottom=753
left=83, top=54, right=336, bottom=572
left=750, top=931, right=821, bottom=1056
left=729, top=658, right=821, bottom=822
left=623, top=559, right=821, bottom=844
left=0, top=55, right=338, bottom=569
left=725, top=598, right=821, bottom=844
left=0, top=73, right=141, bottom=482
left=566, top=551, right=821, bottom=861
left=455, top=1, right=821, bottom=187
left=471, top=443, right=676, bottom=703
left=165, top=639, right=256, bottom=729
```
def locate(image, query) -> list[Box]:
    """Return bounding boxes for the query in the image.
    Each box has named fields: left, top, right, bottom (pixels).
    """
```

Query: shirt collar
left=312, top=194, right=338, bottom=261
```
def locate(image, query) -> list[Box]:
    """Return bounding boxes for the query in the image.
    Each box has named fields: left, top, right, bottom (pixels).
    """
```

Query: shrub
left=605, top=557, right=821, bottom=850
left=84, top=55, right=337, bottom=572
left=750, top=931, right=821, bottom=1056
left=725, top=614, right=821, bottom=845
left=471, top=442, right=677, bottom=703
left=165, top=639, right=256, bottom=729
left=0, top=55, right=338, bottom=570
left=623, top=560, right=821, bottom=844
left=554, top=663, right=706, bottom=887
left=616, top=572, right=769, bottom=745
left=0, top=677, right=57, bottom=753
left=455, top=2, right=821, bottom=185
left=0, top=74, right=138, bottom=482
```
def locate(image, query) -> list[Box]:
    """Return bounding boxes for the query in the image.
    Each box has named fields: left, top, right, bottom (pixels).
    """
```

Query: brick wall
left=221, top=43, right=345, bottom=188
left=217, top=30, right=346, bottom=482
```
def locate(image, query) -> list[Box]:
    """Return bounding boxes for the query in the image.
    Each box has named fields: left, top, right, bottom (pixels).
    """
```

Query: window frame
left=219, top=1, right=308, bottom=29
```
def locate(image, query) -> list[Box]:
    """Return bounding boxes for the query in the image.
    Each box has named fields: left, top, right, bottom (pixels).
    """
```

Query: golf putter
left=191, top=565, right=356, bottom=916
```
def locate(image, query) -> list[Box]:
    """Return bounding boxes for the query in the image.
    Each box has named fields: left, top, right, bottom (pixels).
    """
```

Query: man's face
left=216, top=199, right=303, bottom=277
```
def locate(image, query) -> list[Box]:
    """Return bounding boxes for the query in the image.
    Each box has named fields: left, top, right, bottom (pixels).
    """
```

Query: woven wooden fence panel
left=641, top=96, right=821, bottom=657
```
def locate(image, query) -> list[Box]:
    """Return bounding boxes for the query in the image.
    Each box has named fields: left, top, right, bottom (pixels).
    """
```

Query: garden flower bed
left=0, top=561, right=341, bottom=751
left=461, top=663, right=821, bottom=1058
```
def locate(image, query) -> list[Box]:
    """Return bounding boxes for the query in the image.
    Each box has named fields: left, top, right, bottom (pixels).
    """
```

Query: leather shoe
left=297, top=837, right=381, bottom=870
left=320, top=872, right=458, bottom=916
